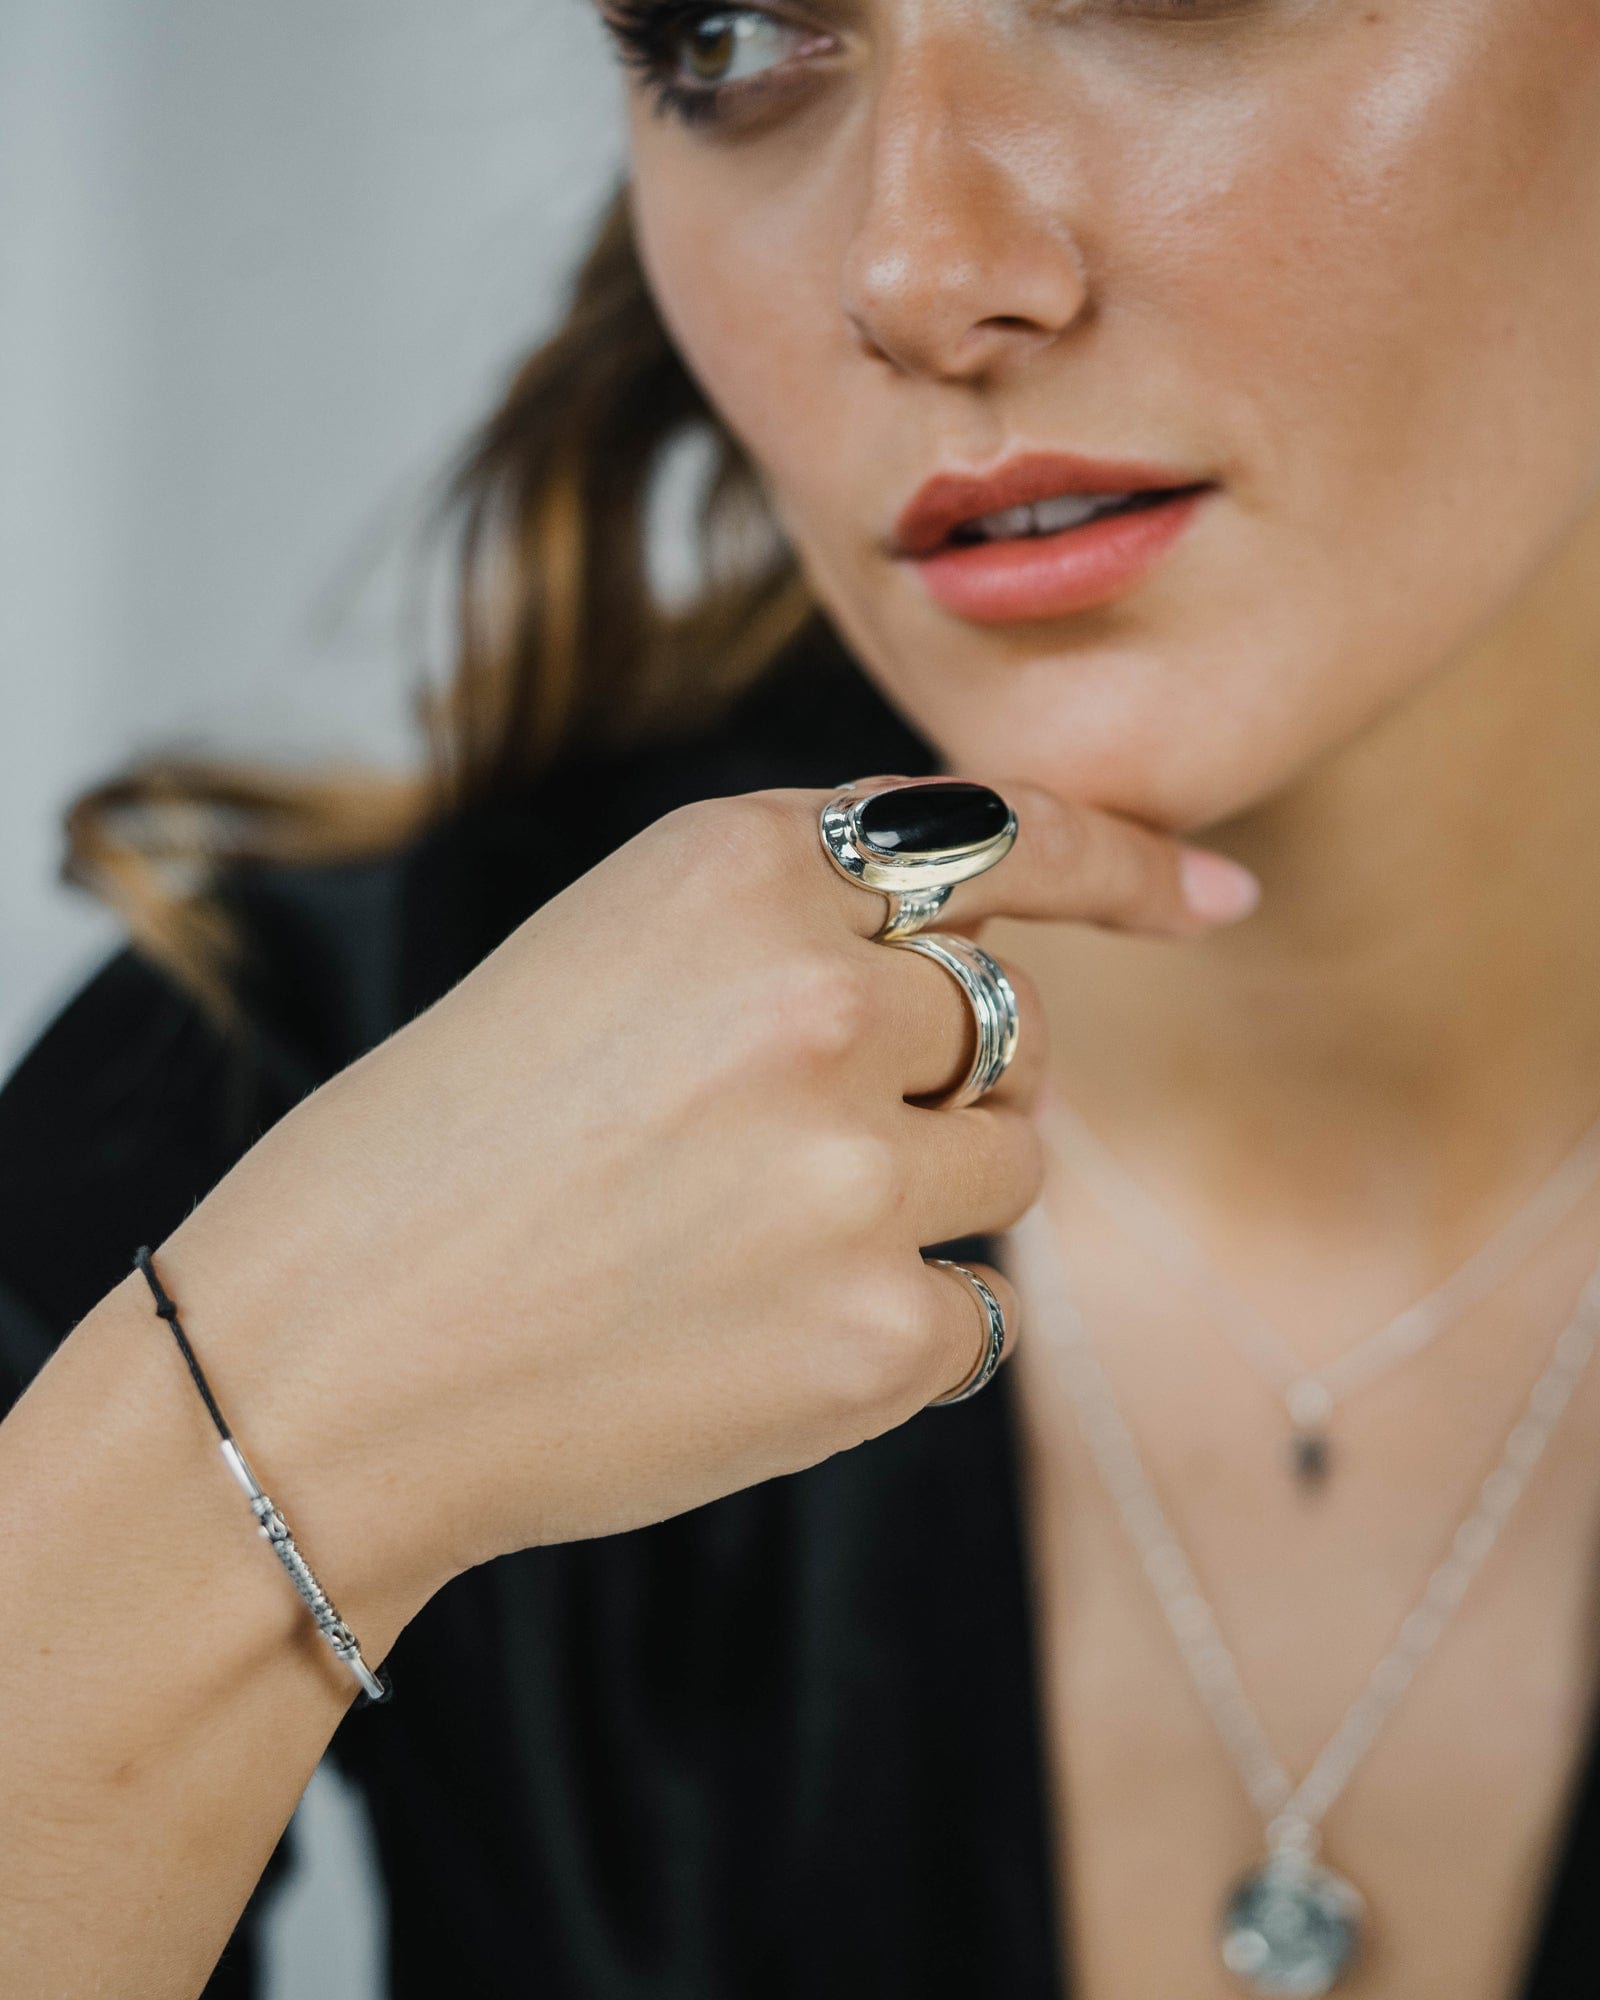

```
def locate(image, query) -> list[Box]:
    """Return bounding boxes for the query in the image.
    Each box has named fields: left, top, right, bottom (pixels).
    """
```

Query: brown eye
left=683, top=16, right=737, bottom=81
left=674, top=10, right=803, bottom=88
left=600, top=1, right=836, bottom=131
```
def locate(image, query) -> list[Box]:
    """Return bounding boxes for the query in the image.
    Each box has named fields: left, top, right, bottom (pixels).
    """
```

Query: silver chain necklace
left=1008, top=1194, right=1600, bottom=1998
left=1038, top=1090, right=1600, bottom=1488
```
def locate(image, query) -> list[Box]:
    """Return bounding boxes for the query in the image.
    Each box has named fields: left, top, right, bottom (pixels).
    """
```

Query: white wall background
left=1, top=4, right=628, bottom=1991
left=1, top=0, right=627, bottom=1063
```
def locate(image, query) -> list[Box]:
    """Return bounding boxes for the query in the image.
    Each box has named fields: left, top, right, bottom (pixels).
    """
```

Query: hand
left=147, top=779, right=1259, bottom=1621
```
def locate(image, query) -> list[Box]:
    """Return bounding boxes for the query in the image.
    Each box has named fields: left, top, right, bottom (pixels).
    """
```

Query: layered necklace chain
left=1008, top=1126, right=1600, bottom=1998
left=1039, top=1091, right=1600, bottom=1487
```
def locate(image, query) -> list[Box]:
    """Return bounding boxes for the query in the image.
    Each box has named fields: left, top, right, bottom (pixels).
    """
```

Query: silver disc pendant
left=1219, top=1850, right=1365, bottom=1997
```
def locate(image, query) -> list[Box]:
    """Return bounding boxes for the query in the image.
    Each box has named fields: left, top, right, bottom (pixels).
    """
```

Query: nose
left=839, top=33, right=1092, bottom=382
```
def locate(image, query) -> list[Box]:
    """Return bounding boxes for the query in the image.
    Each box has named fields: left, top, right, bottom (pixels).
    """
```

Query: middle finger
left=854, top=933, right=1048, bottom=1110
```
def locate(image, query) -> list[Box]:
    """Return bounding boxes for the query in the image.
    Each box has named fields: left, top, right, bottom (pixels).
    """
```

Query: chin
left=868, top=644, right=1337, bottom=838
left=961, top=737, right=1290, bottom=838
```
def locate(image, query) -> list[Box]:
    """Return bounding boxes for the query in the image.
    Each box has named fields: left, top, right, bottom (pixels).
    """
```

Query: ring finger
left=856, top=932, right=1047, bottom=1110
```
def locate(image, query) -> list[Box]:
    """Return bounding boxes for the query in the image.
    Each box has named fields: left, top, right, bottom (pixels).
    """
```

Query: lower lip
left=905, top=487, right=1213, bottom=624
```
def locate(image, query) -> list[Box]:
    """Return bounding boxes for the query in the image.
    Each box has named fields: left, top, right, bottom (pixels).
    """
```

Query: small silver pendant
left=1290, top=1428, right=1331, bottom=1487
left=1219, top=1849, right=1365, bottom=1997
left=1285, top=1381, right=1336, bottom=1492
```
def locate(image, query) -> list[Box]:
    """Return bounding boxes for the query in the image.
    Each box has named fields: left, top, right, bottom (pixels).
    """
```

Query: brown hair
left=61, top=181, right=818, bottom=1033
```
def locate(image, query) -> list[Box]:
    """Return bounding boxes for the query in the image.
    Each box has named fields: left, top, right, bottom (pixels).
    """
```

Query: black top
left=4, top=638, right=1598, bottom=1997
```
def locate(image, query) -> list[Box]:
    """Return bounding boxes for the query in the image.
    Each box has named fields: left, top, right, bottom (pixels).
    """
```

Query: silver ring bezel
left=819, top=779, right=1019, bottom=896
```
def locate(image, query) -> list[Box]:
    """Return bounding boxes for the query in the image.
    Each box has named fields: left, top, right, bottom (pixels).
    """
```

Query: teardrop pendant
left=1285, top=1381, right=1335, bottom=1491
left=1290, top=1428, right=1331, bottom=1487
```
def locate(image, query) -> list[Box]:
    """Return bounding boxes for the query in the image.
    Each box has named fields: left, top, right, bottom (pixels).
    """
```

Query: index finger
left=810, top=776, right=1262, bottom=940
left=939, top=777, right=1261, bottom=936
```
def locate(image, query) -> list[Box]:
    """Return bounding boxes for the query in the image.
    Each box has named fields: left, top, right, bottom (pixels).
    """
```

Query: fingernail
left=1178, top=847, right=1262, bottom=923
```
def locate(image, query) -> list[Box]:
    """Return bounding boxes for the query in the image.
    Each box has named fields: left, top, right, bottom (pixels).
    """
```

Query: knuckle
left=665, top=791, right=797, bottom=885
left=728, top=954, right=872, bottom=1076
left=831, top=1266, right=941, bottom=1409
left=1021, top=786, right=1089, bottom=878
left=649, top=795, right=713, bottom=861
left=789, top=1127, right=902, bottom=1236
left=780, top=954, right=876, bottom=1064
left=997, top=1112, right=1046, bottom=1213
left=1110, top=830, right=1169, bottom=920
left=1041, top=801, right=1148, bottom=918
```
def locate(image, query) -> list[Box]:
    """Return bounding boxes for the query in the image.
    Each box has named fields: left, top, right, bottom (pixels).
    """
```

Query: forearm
left=0, top=1264, right=425, bottom=2000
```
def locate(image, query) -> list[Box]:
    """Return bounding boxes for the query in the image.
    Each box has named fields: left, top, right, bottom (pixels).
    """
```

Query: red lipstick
left=889, top=450, right=1216, bottom=625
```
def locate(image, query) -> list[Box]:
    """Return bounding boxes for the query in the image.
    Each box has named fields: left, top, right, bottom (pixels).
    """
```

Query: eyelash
left=599, top=0, right=1244, bottom=132
left=599, top=2, right=809, bottom=128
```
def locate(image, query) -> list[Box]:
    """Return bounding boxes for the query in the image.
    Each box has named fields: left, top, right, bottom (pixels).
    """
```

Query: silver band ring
left=820, top=777, right=1019, bottom=941
left=888, top=931, right=1020, bottom=1111
left=925, top=1258, right=1009, bottom=1406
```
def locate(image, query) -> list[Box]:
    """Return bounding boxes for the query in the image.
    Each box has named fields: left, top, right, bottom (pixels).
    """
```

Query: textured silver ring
left=888, top=931, right=1020, bottom=1110
left=925, top=1258, right=1009, bottom=1406
left=820, top=776, right=1018, bottom=941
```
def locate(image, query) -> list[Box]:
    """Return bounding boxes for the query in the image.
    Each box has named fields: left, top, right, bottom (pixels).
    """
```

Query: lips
left=891, top=450, right=1210, bottom=558
left=888, top=449, right=1216, bottom=625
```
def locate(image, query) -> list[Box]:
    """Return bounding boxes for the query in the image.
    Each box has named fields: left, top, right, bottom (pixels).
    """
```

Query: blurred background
left=1, top=3, right=627, bottom=1989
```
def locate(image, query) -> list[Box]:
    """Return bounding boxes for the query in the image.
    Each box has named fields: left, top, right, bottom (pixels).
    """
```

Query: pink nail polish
left=1178, top=848, right=1262, bottom=923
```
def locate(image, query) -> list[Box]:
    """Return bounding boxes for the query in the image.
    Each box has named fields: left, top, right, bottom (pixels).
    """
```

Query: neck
left=999, top=502, right=1600, bottom=1285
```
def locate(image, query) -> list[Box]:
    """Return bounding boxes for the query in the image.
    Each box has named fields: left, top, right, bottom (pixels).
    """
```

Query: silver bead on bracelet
left=132, top=1245, right=393, bottom=1706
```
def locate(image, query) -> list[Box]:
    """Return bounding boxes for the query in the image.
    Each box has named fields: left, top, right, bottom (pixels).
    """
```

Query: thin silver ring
left=925, top=1258, right=1009, bottom=1406
left=888, top=931, right=1020, bottom=1111
left=820, top=777, right=1018, bottom=941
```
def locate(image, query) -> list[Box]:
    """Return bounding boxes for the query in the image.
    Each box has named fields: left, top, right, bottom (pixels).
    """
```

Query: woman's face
left=604, top=0, right=1600, bottom=832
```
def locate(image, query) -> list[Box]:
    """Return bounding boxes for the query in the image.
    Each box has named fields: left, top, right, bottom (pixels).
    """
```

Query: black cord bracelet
left=133, top=1245, right=394, bottom=1706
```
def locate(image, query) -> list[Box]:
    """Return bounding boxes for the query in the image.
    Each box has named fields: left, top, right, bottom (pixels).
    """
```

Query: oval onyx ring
left=818, top=777, right=1019, bottom=941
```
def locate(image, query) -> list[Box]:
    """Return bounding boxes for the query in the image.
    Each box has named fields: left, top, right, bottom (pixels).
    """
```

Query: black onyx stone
left=857, top=781, right=1010, bottom=858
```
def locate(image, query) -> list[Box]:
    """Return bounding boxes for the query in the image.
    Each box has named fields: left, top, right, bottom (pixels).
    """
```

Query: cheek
left=627, top=150, right=843, bottom=474
left=991, top=8, right=1600, bottom=821
left=1119, top=2, right=1600, bottom=633
left=1187, top=4, right=1600, bottom=810
left=628, top=6, right=1600, bottom=828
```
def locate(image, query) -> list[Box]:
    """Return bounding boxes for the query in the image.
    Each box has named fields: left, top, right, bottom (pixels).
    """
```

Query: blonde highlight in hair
left=61, top=181, right=820, bottom=1035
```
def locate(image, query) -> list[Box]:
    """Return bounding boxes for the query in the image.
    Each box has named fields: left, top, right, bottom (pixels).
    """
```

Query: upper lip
left=889, top=449, right=1212, bottom=559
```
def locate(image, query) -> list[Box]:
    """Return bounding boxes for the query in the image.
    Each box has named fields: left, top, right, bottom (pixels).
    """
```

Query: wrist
left=97, top=1226, right=444, bottom=1679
